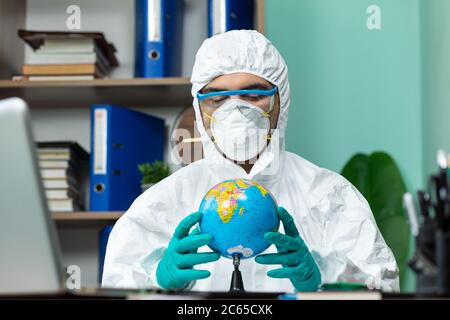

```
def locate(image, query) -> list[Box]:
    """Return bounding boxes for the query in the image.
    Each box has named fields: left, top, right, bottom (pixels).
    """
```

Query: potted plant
left=138, top=160, right=171, bottom=193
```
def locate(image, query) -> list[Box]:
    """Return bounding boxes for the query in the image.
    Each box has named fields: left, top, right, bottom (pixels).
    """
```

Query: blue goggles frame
left=197, top=86, right=278, bottom=101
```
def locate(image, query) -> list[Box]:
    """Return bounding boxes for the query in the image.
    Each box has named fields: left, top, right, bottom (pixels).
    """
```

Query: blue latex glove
left=156, top=212, right=220, bottom=290
left=255, top=207, right=321, bottom=292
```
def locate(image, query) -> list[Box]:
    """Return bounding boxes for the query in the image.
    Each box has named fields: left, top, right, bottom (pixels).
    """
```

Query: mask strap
left=202, top=111, right=218, bottom=143
left=262, top=94, right=276, bottom=117
left=202, top=111, right=215, bottom=123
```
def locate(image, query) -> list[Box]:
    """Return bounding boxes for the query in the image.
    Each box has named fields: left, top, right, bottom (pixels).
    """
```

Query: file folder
left=134, top=0, right=184, bottom=77
left=89, top=105, right=165, bottom=211
left=208, top=0, right=255, bottom=37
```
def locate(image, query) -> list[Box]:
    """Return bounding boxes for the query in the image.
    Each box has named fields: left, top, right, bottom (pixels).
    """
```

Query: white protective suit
left=102, top=30, right=399, bottom=292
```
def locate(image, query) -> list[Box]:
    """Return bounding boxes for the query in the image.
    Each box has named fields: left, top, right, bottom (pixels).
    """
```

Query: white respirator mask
left=204, top=99, right=272, bottom=162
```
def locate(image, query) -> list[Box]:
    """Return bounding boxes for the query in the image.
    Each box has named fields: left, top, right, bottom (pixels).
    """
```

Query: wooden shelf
left=0, top=77, right=190, bottom=88
left=52, top=211, right=124, bottom=228
left=0, top=77, right=192, bottom=108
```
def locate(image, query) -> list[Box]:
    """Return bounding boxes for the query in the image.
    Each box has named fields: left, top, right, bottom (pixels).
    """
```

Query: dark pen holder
left=435, top=230, right=450, bottom=296
left=413, top=221, right=437, bottom=295
left=413, top=225, right=450, bottom=297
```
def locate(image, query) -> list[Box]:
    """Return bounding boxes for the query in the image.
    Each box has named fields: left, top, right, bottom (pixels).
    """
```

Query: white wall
left=26, top=0, right=208, bottom=287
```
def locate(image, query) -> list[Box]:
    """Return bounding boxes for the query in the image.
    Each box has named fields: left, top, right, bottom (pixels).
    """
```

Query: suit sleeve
left=311, top=175, right=400, bottom=292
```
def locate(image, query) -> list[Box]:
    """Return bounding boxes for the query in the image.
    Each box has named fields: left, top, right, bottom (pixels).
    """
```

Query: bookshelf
left=0, top=0, right=265, bottom=108
left=0, top=0, right=266, bottom=83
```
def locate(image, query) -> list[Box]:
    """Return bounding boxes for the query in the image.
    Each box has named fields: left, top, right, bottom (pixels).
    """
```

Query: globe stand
left=229, top=254, right=245, bottom=292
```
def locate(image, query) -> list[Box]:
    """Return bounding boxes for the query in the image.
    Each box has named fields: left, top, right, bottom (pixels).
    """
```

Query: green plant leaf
left=341, top=152, right=410, bottom=289
left=341, top=153, right=370, bottom=195
left=137, top=160, right=171, bottom=185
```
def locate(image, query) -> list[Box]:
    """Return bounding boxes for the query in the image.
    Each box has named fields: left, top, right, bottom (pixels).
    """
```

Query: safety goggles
left=197, top=86, right=278, bottom=113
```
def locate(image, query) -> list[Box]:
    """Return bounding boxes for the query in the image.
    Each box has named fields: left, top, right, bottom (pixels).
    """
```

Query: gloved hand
left=255, top=207, right=321, bottom=292
left=156, top=212, right=220, bottom=290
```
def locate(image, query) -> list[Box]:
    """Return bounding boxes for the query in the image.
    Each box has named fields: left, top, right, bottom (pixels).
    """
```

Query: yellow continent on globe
left=204, top=179, right=269, bottom=224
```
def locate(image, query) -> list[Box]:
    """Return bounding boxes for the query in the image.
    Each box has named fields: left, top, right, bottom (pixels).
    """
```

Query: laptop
left=0, top=97, right=64, bottom=294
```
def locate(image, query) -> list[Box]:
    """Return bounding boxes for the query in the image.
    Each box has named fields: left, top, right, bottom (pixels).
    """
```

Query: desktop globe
left=199, top=179, right=279, bottom=259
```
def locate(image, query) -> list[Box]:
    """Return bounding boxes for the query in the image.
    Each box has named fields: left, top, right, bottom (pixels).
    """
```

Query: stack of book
left=15, top=30, right=119, bottom=81
left=37, top=141, right=89, bottom=212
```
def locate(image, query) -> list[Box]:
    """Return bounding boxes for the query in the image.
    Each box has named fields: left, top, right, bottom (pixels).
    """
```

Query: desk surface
left=0, top=289, right=442, bottom=300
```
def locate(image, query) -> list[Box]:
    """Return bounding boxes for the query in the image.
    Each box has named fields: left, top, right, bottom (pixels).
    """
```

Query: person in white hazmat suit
left=102, top=30, right=399, bottom=292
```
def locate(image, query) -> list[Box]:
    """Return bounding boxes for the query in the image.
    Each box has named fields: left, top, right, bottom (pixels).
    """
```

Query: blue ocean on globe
left=199, top=179, right=279, bottom=259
